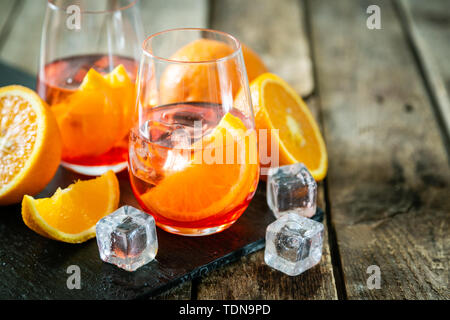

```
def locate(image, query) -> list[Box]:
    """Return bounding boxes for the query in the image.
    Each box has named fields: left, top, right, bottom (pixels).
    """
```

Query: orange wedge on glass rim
left=236, top=73, right=328, bottom=181
left=21, top=171, right=120, bottom=243
left=0, top=85, right=61, bottom=205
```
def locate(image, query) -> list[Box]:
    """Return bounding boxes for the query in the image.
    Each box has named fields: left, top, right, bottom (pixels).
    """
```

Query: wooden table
left=0, top=0, right=448, bottom=300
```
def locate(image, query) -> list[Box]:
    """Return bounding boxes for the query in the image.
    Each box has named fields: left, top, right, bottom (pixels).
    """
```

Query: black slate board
left=0, top=62, right=323, bottom=299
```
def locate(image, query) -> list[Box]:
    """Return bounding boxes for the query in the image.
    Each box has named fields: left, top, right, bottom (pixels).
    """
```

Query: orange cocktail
left=129, top=28, right=260, bottom=235
left=129, top=102, right=259, bottom=235
left=37, top=0, right=143, bottom=175
left=37, top=55, right=137, bottom=174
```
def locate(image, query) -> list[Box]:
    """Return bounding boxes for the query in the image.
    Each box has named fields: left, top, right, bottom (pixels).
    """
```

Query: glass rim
left=47, top=0, right=138, bottom=14
left=142, top=28, right=242, bottom=64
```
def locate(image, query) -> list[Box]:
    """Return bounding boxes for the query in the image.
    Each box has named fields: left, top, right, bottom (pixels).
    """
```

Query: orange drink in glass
left=37, top=0, right=143, bottom=175
left=129, top=29, right=260, bottom=236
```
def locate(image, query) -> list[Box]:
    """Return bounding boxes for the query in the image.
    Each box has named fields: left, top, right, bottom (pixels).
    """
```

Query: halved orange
left=159, top=38, right=268, bottom=104
left=236, top=73, right=327, bottom=181
left=21, top=170, right=120, bottom=243
left=0, top=85, right=61, bottom=205
left=140, top=113, right=259, bottom=222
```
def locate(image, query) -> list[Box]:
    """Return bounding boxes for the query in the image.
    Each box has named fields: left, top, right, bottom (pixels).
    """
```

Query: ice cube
left=96, top=206, right=158, bottom=272
left=142, top=120, right=186, bottom=148
left=267, top=163, right=317, bottom=218
left=264, top=212, right=324, bottom=276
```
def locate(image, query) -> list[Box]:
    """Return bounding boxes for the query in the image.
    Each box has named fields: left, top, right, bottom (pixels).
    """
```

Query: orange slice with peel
left=104, top=64, right=136, bottom=138
left=52, top=65, right=134, bottom=158
left=140, top=112, right=258, bottom=222
left=0, top=85, right=61, bottom=205
left=236, top=73, right=328, bottom=181
left=21, top=170, right=120, bottom=243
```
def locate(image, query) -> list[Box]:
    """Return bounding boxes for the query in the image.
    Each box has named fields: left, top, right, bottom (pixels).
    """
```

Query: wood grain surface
left=398, top=0, right=450, bottom=146
left=309, top=0, right=449, bottom=299
left=209, top=0, right=314, bottom=97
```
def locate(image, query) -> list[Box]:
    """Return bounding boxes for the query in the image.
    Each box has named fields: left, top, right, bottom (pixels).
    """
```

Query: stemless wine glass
left=129, top=28, right=260, bottom=236
left=37, top=0, right=143, bottom=175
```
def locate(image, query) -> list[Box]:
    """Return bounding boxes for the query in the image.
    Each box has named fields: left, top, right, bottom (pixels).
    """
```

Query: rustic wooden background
left=0, top=0, right=448, bottom=299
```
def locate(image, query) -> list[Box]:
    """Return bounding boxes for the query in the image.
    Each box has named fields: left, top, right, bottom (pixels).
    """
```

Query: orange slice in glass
left=53, top=65, right=134, bottom=158
left=141, top=113, right=258, bottom=222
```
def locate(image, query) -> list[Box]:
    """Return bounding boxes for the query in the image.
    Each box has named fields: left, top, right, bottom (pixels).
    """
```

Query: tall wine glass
left=129, top=28, right=260, bottom=236
left=37, top=0, right=143, bottom=175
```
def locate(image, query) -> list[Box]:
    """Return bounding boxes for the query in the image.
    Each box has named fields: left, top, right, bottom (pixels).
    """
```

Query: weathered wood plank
left=140, top=0, right=209, bottom=35
left=210, top=0, right=314, bottom=97
left=309, top=0, right=450, bottom=299
left=397, top=0, right=450, bottom=145
left=0, top=0, right=44, bottom=74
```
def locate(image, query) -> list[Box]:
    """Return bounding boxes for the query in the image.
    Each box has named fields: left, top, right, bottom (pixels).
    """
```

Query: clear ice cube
left=142, top=120, right=190, bottom=148
left=96, top=206, right=158, bottom=272
left=264, top=212, right=323, bottom=276
left=267, top=163, right=317, bottom=218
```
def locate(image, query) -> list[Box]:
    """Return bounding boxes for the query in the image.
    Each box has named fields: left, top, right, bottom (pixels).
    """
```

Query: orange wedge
left=140, top=113, right=258, bottom=222
left=236, top=73, right=327, bottom=181
left=21, top=170, right=120, bottom=243
left=0, top=85, right=61, bottom=205
left=105, top=65, right=136, bottom=138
